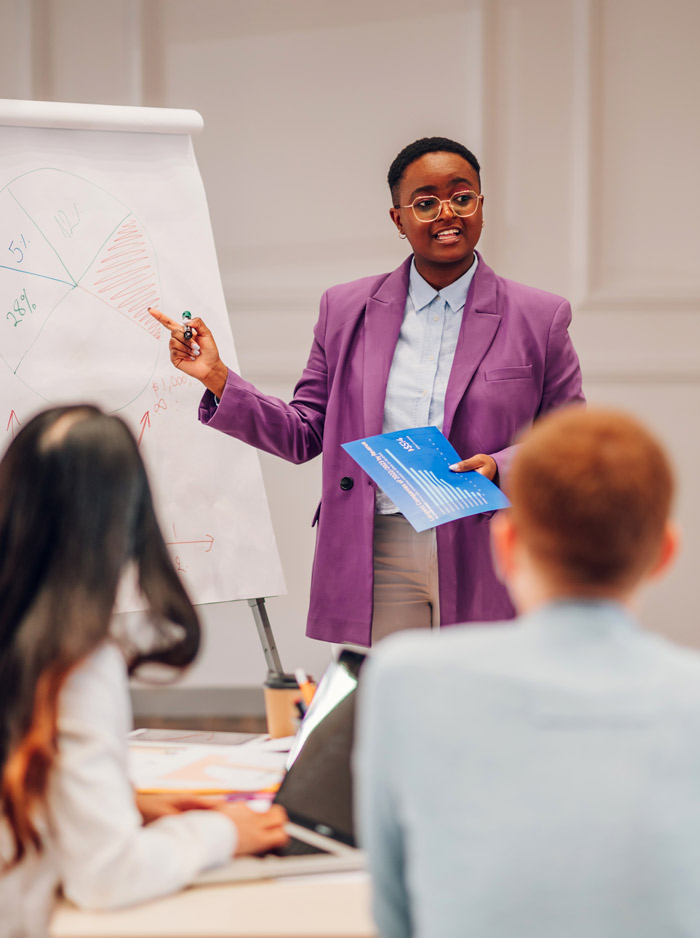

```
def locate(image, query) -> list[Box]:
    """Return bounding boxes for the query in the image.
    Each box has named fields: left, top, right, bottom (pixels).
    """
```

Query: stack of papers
left=129, top=736, right=288, bottom=794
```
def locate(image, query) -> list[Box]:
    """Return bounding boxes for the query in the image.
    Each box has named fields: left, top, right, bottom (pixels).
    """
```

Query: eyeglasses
left=397, top=190, right=483, bottom=223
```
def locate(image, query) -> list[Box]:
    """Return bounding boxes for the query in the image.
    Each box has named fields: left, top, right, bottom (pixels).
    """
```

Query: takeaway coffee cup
left=263, top=672, right=300, bottom=738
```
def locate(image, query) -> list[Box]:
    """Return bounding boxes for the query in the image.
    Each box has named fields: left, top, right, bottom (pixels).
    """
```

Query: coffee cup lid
left=263, top=672, right=299, bottom=690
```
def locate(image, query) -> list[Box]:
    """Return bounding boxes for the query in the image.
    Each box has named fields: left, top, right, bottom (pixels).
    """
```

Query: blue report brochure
left=342, top=426, right=510, bottom=532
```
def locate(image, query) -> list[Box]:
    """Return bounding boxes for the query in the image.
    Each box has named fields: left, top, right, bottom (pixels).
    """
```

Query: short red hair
left=507, top=407, right=674, bottom=589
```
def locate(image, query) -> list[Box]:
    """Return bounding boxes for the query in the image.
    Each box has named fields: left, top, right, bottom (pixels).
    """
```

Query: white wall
left=2, top=0, right=699, bottom=698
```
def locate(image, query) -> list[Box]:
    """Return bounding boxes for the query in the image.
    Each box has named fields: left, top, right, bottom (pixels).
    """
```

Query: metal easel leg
left=248, top=598, right=300, bottom=736
left=247, top=597, right=285, bottom=679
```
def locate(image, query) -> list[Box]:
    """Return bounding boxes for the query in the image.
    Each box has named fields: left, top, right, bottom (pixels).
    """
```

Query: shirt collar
left=408, top=253, right=479, bottom=314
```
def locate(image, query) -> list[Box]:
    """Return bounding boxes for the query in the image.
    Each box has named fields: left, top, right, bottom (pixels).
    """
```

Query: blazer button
left=340, top=476, right=354, bottom=491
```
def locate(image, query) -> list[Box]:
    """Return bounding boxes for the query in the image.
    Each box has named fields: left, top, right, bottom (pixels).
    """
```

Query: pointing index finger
left=147, top=307, right=181, bottom=332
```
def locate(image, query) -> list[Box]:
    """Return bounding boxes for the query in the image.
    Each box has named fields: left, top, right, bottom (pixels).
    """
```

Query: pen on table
left=223, top=790, right=277, bottom=803
left=137, top=783, right=281, bottom=797
left=295, top=668, right=316, bottom=708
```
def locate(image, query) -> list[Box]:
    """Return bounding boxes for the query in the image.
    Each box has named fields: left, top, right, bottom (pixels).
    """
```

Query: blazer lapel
left=443, top=256, right=501, bottom=439
left=362, top=257, right=412, bottom=437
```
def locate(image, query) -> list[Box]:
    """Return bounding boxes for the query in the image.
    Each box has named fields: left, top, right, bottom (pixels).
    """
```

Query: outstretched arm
left=149, top=304, right=328, bottom=464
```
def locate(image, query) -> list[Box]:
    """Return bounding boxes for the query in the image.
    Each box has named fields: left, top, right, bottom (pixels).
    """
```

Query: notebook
left=194, top=649, right=367, bottom=884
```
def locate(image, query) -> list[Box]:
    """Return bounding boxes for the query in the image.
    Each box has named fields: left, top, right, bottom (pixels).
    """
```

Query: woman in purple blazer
left=150, top=137, right=584, bottom=648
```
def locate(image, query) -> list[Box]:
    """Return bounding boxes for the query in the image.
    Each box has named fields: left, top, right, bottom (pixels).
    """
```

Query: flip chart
left=0, top=99, right=285, bottom=607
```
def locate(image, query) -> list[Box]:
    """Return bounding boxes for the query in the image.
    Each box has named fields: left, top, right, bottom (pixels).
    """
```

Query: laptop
left=194, top=649, right=367, bottom=884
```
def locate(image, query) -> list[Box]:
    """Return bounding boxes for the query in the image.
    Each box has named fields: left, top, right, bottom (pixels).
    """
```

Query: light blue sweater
left=355, top=600, right=700, bottom=938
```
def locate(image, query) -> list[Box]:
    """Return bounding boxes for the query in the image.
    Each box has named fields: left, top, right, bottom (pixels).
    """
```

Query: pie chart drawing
left=0, top=168, right=162, bottom=412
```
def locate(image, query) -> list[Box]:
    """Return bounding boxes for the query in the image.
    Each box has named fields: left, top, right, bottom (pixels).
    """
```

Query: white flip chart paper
left=0, top=100, right=285, bottom=607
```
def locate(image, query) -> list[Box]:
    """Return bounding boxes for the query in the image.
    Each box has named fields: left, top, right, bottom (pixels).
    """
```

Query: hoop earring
left=399, top=232, right=407, bottom=239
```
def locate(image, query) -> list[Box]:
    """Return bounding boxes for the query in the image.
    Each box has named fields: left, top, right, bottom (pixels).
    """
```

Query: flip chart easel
left=0, top=99, right=287, bottom=672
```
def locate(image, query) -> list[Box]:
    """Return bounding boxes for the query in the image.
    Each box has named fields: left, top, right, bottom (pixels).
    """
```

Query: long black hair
left=0, top=405, right=200, bottom=861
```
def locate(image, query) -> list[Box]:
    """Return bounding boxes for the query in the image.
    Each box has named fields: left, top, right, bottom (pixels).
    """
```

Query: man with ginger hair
left=355, top=407, right=700, bottom=938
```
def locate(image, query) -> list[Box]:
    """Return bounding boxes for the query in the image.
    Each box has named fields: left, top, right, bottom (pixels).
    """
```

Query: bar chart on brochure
left=343, top=425, right=510, bottom=532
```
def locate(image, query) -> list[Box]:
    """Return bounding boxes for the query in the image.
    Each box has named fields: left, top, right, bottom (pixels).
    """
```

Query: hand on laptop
left=216, top=803, right=290, bottom=856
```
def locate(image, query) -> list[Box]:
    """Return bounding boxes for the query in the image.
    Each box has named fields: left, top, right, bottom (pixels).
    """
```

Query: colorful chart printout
left=343, top=426, right=510, bottom=532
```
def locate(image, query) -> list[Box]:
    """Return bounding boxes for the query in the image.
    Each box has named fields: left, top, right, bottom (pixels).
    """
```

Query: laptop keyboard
left=270, top=836, right=330, bottom=857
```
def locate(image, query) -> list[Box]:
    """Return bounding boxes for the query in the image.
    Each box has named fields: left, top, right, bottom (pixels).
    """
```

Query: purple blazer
left=200, top=254, right=584, bottom=645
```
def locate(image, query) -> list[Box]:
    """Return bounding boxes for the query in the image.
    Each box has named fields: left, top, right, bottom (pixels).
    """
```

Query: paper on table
left=342, top=426, right=510, bottom=532
left=128, top=740, right=288, bottom=794
left=128, top=728, right=258, bottom=746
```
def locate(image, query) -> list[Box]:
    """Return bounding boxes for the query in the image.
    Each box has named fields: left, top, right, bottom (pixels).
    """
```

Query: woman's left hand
left=136, top=792, right=218, bottom=825
left=449, top=453, right=498, bottom=481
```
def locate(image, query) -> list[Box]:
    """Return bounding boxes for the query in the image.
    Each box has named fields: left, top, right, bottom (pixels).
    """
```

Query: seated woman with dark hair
left=0, top=405, right=288, bottom=935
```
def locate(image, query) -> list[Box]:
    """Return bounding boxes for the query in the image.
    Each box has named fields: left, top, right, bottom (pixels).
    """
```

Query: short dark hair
left=388, top=136, right=481, bottom=205
left=0, top=405, right=200, bottom=862
left=508, top=407, right=674, bottom=590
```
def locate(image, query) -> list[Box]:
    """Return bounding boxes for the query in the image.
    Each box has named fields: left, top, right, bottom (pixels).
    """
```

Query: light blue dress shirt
left=376, top=256, right=478, bottom=514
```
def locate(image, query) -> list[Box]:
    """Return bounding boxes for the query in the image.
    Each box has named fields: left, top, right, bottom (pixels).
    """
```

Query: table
left=51, top=871, right=376, bottom=938
left=51, top=727, right=376, bottom=937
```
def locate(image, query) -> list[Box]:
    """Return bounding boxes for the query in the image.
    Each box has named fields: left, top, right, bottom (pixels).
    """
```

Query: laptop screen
left=273, top=650, right=366, bottom=846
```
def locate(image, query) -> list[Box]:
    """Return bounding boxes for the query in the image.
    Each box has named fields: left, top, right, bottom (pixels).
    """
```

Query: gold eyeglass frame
left=398, top=190, right=483, bottom=223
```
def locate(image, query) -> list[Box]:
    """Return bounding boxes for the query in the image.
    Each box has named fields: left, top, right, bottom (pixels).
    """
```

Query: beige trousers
left=370, top=513, right=440, bottom=645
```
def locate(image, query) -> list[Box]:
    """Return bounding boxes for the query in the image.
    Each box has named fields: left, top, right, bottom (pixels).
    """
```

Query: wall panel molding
left=569, top=0, right=598, bottom=305
left=571, top=0, right=700, bottom=309
left=124, top=0, right=145, bottom=106
left=1, top=0, right=37, bottom=99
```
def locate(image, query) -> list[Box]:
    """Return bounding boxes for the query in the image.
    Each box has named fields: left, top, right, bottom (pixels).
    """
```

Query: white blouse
left=1, top=642, right=236, bottom=935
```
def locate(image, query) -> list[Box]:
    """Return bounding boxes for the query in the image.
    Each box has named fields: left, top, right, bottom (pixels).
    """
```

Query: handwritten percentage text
left=6, top=289, right=37, bottom=327
left=7, top=234, right=29, bottom=264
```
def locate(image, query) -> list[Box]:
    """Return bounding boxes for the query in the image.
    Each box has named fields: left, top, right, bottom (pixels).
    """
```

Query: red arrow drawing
left=166, top=526, right=215, bottom=553
left=6, top=410, right=20, bottom=439
left=165, top=534, right=215, bottom=553
left=137, top=411, right=151, bottom=446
